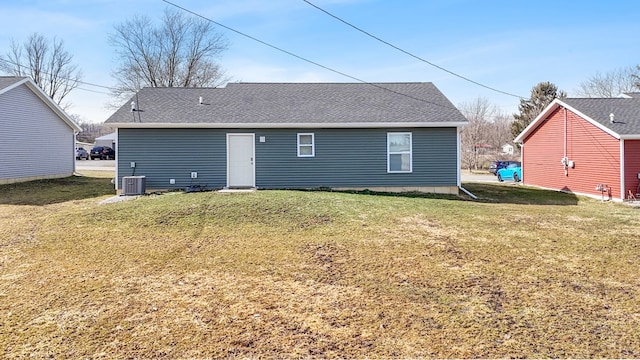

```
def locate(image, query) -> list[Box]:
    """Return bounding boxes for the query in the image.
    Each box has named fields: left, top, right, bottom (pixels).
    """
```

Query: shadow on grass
left=1, top=177, right=580, bottom=207
left=299, top=183, right=580, bottom=206
left=461, top=182, right=580, bottom=205
left=0, top=176, right=115, bottom=206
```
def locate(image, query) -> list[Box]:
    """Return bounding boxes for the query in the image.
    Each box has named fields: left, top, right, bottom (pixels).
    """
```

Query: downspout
left=456, top=126, right=461, bottom=188
left=456, top=126, right=478, bottom=199
left=620, top=138, right=625, bottom=201
left=73, top=131, right=78, bottom=174
left=563, top=106, right=568, bottom=176
left=460, top=186, right=478, bottom=200
left=115, top=128, right=119, bottom=191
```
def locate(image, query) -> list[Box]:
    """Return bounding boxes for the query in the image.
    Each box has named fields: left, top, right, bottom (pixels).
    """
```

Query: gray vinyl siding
left=256, top=128, right=457, bottom=188
left=0, top=83, right=75, bottom=182
left=117, top=127, right=458, bottom=190
left=117, top=129, right=227, bottom=189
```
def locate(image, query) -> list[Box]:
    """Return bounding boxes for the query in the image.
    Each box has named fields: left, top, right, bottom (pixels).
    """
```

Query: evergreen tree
left=511, top=82, right=566, bottom=138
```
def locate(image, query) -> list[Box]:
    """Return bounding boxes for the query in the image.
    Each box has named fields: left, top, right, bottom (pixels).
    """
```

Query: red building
left=514, top=95, right=640, bottom=201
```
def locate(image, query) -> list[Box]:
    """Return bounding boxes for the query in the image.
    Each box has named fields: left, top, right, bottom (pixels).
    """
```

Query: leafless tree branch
left=0, top=33, right=82, bottom=109
left=575, top=66, right=640, bottom=98
left=109, top=8, right=229, bottom=102
left=459, top=98, right=515, bottom=170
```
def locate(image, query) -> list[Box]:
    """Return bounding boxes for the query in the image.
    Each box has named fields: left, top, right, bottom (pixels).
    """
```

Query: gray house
left=0, top=77, right=82, bottom=184
left=105, top=82, right=467, bottom=194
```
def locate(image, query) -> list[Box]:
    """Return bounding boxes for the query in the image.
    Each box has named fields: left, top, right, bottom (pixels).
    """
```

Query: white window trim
left=387, top=132, right=412, bottom=173
left=297, top=133, right=315, bottom=157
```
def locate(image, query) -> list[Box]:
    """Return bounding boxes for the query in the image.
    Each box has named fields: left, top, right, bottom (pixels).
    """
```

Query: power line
left=75, top=86, right=112, bottom=95
left=301, top=0, right=526, bottom=100
left=0, top=4, right=472, bottom=113
left=0, top=57, right=116, bottom=93
left=161, top=0, right=461, bottom=111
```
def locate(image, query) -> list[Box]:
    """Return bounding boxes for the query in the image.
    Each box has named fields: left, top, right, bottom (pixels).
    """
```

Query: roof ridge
left=227, top=81, right=434, bottom=85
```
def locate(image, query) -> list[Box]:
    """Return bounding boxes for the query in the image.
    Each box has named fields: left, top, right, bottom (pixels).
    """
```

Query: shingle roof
left=105, top=82, right=467, bottom=127
left=0, top=76, right=27, bottom=92
left=563, top=97, right=640, bottom=136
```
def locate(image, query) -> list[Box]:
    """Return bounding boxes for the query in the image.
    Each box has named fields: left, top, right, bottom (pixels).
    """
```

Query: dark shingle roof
left=563, top=97, right=640, bottom=136
left=0, top=76, right=27, bottom=92
left=105, top=82, right=467, bottom=127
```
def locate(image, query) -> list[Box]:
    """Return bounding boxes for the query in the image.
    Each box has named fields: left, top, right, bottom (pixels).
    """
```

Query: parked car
left=497, top=163, right=522, bottom=182
left=489, top=160, right=521, bottom=175
left=75, top=147, right=89, bottom=160
left=90, top=146, right=115, bottom=160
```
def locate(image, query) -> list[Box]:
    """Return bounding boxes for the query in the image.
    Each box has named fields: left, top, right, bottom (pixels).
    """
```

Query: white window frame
left=297, top=133, right=315, bottom=157
left=387, top=132, right=412, bottom=173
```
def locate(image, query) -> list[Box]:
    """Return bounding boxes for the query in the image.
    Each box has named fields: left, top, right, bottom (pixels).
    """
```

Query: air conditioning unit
left=122, top=175, right=146, bottom=195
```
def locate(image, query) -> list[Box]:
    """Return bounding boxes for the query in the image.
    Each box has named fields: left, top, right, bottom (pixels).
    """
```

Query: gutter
left=107, top=121, right=469, bottom=129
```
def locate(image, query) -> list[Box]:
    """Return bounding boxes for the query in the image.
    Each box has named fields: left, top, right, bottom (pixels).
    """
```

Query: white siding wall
left=0, top=83, right=75, bottom=183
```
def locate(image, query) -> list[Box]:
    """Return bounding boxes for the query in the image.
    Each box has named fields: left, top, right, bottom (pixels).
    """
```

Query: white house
left=0, top=77, right=82, bottom=184
left=501, top=143, right=515, bottom=155
left=94, top=132, right=116, bottom=150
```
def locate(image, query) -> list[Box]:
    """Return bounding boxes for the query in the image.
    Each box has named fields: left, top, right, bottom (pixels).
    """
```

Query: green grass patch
left=0, top=176, right=115, bottom=205
left=0, top=181, right=639, bottom=358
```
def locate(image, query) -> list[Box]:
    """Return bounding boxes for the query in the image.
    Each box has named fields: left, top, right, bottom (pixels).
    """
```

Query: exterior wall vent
left=122, top=175, right=146, bottom=195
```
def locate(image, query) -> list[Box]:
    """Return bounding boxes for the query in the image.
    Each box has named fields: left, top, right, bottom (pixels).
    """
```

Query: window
left=297, top=133, right=315, bottom=157
left=387, top=132, right=412, bottom=173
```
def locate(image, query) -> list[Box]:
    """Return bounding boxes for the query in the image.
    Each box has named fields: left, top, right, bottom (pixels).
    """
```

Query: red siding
left=624, top=140, right=640, bottom=198
left=522, top=107, right=621, bottom=199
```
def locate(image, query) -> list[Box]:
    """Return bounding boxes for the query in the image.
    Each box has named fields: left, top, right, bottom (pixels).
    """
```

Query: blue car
left=497, top=163, right=522, bottom=182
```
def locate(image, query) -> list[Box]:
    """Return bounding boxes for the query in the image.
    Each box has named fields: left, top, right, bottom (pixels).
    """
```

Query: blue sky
left=0, top=0, right=638, bottom=122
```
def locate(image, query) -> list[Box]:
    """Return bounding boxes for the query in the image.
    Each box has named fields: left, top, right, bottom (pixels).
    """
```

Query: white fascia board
left=619, top=134, right=640, bottom=140
left=0, top=77, right=29, bottom=95
left=23, top=79, right=83, bottom=133
left=513, top=100, right=562, bottom=143
left=514, top=99, right=622, bottom=143
left=109, top=121, right=468, bottom=129
left=559, top=102, right=621, bottom=140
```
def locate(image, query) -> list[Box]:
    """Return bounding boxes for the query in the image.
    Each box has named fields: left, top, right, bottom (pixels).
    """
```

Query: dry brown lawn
left=0, top=178, right=639, bottom=358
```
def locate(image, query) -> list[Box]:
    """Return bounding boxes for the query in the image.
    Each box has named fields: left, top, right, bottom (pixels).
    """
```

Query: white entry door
left=227, top=133, right=255, bottom=188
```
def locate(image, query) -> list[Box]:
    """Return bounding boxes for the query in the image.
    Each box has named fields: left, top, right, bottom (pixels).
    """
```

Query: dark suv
left=489, top=160, right=520, bottom=175
left=90, top=146, right=115, bottom=160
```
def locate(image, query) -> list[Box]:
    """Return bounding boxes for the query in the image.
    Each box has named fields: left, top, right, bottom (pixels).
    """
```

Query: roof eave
left=619, top=134, right=640, bottom=140
left=0, top=77, right=29, bottom=95
left=514, top=100, right=562, bottom=143
left=107, top=121, right=468, bottom=129
left=514, top=99, right=622, bottom=143
left=23, top=79, right=83, bottom=132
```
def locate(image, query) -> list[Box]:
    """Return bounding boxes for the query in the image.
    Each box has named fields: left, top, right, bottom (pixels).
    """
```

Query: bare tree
left=70, top=114, right=111, bottom=143
left=459, top=98, right=509, bottom=170
left=488, top=111, right=516, bottom=148
left=109, top=8, right=229, bottom=102
left=0, top=33, right=82, bottom=108
left=575, top=65, right=640, bottom=98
